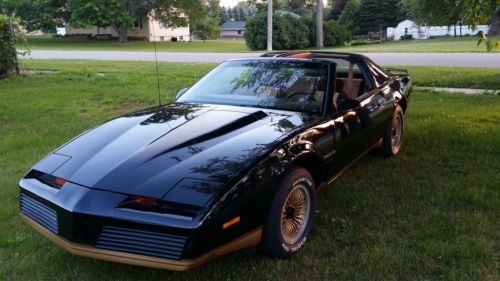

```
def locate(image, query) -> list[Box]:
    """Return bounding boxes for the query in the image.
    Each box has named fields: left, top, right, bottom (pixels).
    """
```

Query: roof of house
left=220, top=21, right=246, bottom=30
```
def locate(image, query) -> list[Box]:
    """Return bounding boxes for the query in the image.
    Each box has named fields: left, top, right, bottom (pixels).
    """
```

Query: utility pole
left=267, top=0, right=272, bottom=51
left=7, top=19, right=20, bottom=75
left=316, top=0, right=324, bottom=48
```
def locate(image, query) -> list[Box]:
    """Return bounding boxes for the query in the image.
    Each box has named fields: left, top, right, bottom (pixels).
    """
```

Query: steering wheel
left=287, top=92, right=313, bottom=102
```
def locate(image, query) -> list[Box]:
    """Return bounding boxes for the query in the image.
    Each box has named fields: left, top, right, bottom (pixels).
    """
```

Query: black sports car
left=19, top=51, right=412, bottom=270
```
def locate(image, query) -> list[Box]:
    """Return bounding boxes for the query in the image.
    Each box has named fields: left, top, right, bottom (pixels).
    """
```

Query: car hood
left=32, top=103, right=315, bottom=204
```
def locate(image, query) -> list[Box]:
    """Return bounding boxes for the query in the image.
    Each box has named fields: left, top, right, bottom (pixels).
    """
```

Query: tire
left=380, top=105, right=404, bottom=157
left=260, top=166, right=315, bottom=258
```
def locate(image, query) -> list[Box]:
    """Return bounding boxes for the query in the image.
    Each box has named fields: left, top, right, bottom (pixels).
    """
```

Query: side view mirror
left=176, top=88, right=189, bottom=100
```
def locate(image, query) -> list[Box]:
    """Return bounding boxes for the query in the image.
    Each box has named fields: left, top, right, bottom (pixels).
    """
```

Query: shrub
left=323, top=20, right=351, bottom=47
left=245, top=13, right=350, bottom=50
left=400, top=34, right=413, bottom=40
left=245, top=12, right=310, bottom=50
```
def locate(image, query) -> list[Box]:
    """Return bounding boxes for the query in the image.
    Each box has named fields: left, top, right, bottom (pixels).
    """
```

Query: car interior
left=274, top=52, right=375, bottom=111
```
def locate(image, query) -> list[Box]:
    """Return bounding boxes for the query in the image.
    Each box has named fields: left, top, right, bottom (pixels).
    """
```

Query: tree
left=359, top=0, right=404, bottom=35
left=220, top=6, right=228, bottom=24
left=339, top=0, right=361, bottom=35
left=191, top=0, right=221, bottom=41
left=0, top=15, right=27, bottom=78
left=326, top=0, right=349, bottom=20
left=68, top=0, right=204, bottom=43
left=401, top=0, right=499, bottom=49
left=0, top=0, right=68, bottom=32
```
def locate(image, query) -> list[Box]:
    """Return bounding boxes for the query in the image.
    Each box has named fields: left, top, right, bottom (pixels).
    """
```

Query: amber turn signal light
left=223, top=216, right=240, bottom=230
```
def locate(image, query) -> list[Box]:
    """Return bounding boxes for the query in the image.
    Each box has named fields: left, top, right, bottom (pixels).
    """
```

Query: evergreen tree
left=339, top=0, right=361, bottom=35
left=359, top=0, right=404, bottom=34
left=220, top=6, right=228, bottom=24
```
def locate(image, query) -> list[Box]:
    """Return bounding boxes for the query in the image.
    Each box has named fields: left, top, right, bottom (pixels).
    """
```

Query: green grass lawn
left=24, top=36, right=252, bottom=53
left=23, top=35, right=500, bottom=53
left=0, top=60, right=498, bottom=280
left=332, top=35, right=500, bottom=53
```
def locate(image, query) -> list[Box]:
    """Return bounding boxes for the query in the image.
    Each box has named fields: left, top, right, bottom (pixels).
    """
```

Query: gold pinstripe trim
left=21, top=214, right=262, bottom=271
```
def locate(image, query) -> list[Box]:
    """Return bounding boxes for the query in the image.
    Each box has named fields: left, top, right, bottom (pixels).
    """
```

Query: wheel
left=260, top=166, right=315, bottom=258
left=380, top=104, right=404, bottom=157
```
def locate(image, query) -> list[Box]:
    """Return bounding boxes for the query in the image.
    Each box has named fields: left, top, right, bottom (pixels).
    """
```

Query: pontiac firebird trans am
left=19, top=51, right=412, bottom=270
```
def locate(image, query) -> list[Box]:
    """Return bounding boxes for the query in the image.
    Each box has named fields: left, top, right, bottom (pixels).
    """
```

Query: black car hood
left=32, top=103, right=314, bottom=203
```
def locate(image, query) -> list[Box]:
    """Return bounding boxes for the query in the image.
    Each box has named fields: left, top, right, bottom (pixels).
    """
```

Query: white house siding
left=66, top=16, right=190, bottom=41
left=148, top=18, right=190, bottom=42
left=387, top=20, right=490, bottom=40
left=221, top=30, right=244, bottom=39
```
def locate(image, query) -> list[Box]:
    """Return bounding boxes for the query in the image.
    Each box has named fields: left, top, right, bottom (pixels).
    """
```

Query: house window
left=160, top=21, right=167, bottom=29
left=132, top=20, right=143, bottom=29
left=237, top=30, right=242, bottom=35
left=160, top=36, right=164, bottom=42
left=179, top=36, right=183, bottom=41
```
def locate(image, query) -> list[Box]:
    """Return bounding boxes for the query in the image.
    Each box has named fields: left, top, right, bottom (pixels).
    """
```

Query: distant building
left=387, top=19, right=490, bottom=40
left=220, top=21, right=246, bottom=39
left=66, top=13, right=190, bottom=42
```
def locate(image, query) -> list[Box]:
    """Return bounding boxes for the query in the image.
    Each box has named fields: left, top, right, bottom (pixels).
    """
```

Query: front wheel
left=380, top=105, right=404, bottom=157
left=260, top=166, right=315, bottom=258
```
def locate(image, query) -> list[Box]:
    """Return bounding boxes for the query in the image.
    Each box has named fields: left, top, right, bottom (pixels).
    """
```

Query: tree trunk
left=490, top=2, right=500, bottom=35
left=453, top=25, right=456, bottom=37
left=316, top=0, right=324, bottom=48
left=112, top=23, right=128, bottom=43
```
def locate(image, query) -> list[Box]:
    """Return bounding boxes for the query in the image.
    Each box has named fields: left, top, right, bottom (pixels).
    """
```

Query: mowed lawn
left=23, top=35, right=500, bottom=53
left=0, top=60, right=498, bottom=280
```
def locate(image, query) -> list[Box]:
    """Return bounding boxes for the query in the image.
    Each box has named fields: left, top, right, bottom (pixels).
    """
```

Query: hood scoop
left=161, top=110, right=269, bottom=153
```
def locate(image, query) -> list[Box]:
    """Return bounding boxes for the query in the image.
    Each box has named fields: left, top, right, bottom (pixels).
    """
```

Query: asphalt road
left=25, top=50, right=500, bottom=68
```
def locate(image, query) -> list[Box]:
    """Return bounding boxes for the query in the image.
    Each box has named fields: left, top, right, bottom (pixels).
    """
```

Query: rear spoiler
left=385, top=68, right=408, bottom=76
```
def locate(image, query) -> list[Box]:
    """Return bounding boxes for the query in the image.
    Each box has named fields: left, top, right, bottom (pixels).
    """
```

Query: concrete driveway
left=25, top=50, right=500, bottom=68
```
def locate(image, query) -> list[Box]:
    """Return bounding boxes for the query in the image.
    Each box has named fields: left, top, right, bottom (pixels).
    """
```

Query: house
left=387, top=19, right=490, bottom=40
left=66, top=14, right=190, bottom=42
left=220, top=21, right=246, bottom=39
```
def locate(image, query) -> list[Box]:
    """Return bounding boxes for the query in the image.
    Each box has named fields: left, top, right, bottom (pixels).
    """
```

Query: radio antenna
left=151, top=15, right=161, bottom=106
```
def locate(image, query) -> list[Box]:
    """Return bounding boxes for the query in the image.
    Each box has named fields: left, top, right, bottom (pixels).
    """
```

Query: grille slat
left=102, top=228, right=186, bottom=243
left=95, top=226, right=186, bottom=260
left=94, top=240, right=183, bottom=257
left=20, top=193, right=58, bottom=234
left=97, top=233, right=185, bottom=249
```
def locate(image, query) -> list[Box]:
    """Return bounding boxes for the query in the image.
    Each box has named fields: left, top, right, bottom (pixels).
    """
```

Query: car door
left=324, top=60, right=392, bottom=178
left=359, top=61, right=396, bottom=146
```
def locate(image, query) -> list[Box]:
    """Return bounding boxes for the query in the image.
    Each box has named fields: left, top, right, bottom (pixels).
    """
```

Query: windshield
left=178, top=60, right=328, bottom=114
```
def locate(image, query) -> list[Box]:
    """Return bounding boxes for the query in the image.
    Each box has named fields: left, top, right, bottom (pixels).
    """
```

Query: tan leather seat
left=336, top=78, right=363, bottom=100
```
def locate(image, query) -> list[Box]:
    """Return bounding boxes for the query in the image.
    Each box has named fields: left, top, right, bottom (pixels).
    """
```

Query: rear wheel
left=380, top=105, right=404, bottom=157
left=260, top=166, right=315, bottom=258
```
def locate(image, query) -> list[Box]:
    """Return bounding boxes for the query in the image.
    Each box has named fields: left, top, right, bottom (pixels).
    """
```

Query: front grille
left=20, top=193, right=58, bottom=234
left=95, top=226, right=187, bottom=260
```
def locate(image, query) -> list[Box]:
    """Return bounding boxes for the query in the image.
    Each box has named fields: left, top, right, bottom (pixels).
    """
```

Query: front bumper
left=21, top=213, right=261, bottom=271
left=19, top=178, right=262, bottom=270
